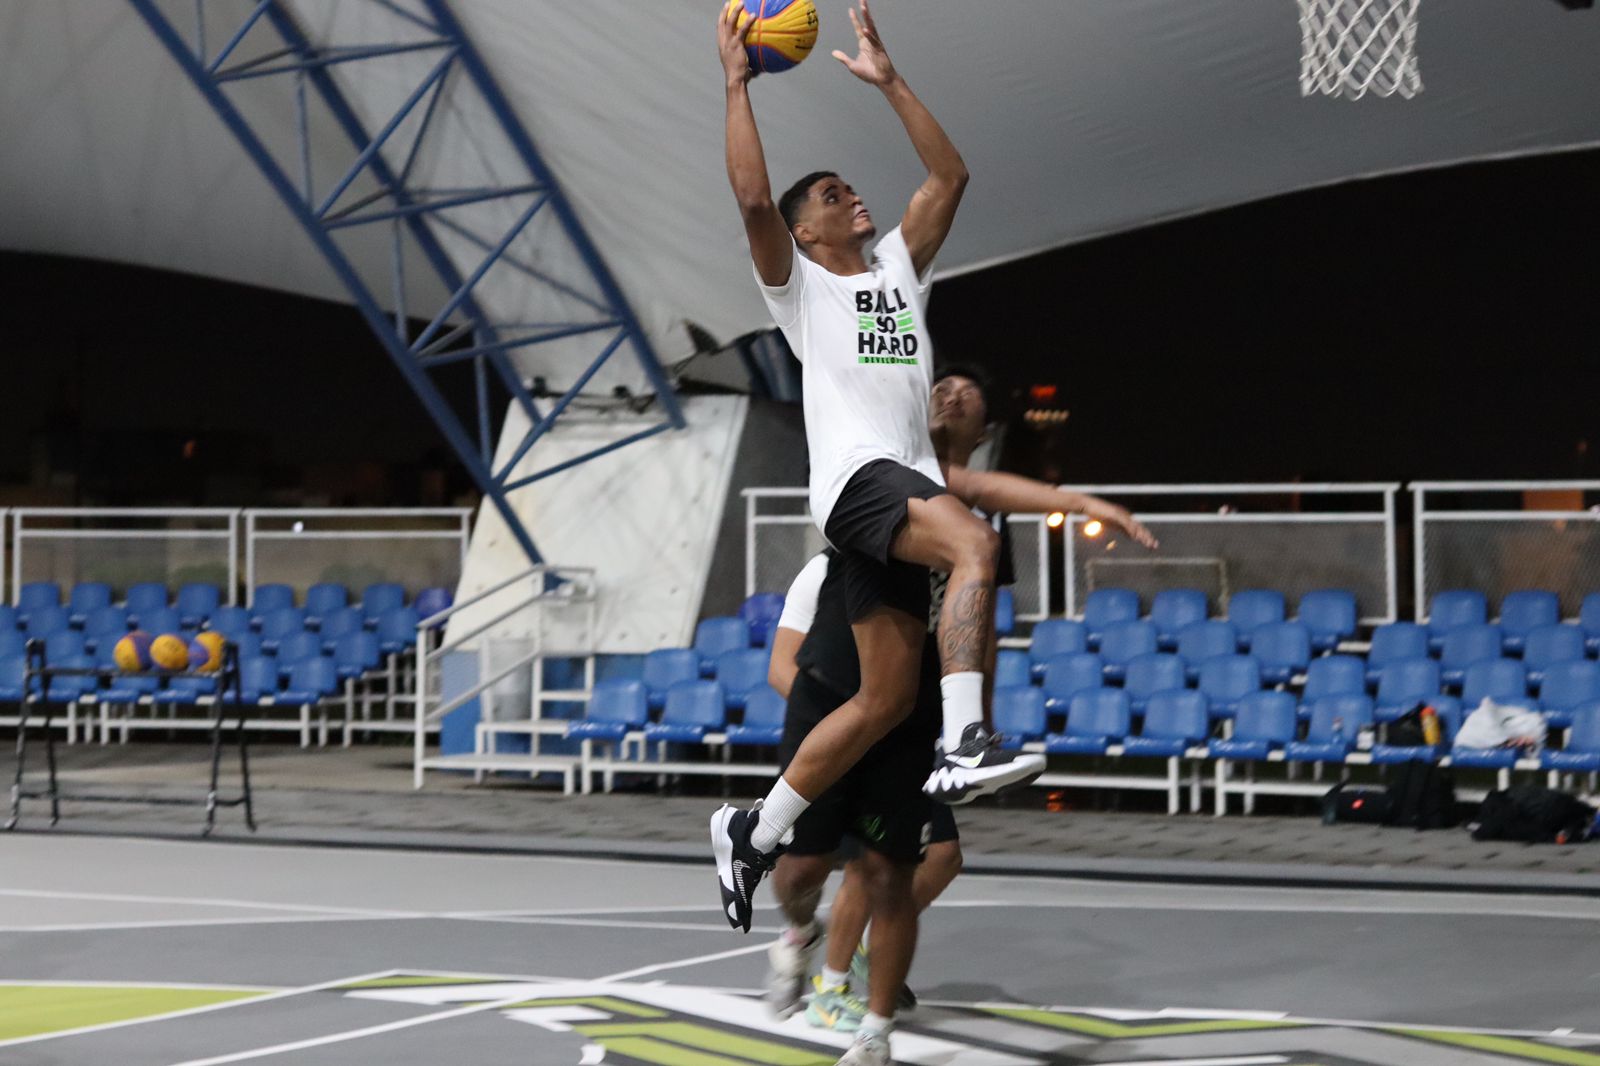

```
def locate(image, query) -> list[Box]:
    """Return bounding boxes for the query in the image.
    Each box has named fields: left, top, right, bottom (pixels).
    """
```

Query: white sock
left=861, top=1011, right=894, bottom=1037
left=751, top=777, right=807, bottom=853
left=821, top=965, right=849, bottom=989
left=940, top=672, right=984, bottom=753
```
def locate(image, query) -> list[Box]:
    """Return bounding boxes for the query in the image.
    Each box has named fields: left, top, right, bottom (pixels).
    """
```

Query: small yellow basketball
left=192, top=631, right=225, bottom=673
left=726, top=0, right=819, bottom=74
left=113, top=631, right=153, bottom=672
left=150, top=633, right=190, bottom=672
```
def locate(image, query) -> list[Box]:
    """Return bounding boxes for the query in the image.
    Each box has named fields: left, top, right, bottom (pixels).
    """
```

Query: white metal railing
left=11, top=509, right=239, bottom=606
left=245, top=508, right=472, bottom=604
left=412, top=565, right=597, bottom=788
left=1063, top=484, right=1400, bottom=624
left=1413, top=481, right=1600, bottom=621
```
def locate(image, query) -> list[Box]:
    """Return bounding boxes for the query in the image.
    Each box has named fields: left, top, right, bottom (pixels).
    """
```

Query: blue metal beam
left=128, top=0, right=690, bottom=568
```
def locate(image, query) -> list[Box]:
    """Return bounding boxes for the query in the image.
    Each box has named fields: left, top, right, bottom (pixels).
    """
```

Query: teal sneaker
left=848, top=941, right=919, bottom=1013
left=804, top=974, right=866, bottom=1033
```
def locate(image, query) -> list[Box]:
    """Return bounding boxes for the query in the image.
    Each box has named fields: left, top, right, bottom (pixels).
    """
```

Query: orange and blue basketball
left=114, top=631, right=153, bottom=672
left=150, top=633, right=190, bottom=672
left=192, top=630, right=225, bottom=673
left=727, top=0, right=818, bottom=74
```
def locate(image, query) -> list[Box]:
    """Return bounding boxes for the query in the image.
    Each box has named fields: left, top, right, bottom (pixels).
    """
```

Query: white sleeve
left=873, top=225, right=934, bottom=304
left=775, top=553, right=830, bottom=635
left=754, top=241, right=810, bottom=337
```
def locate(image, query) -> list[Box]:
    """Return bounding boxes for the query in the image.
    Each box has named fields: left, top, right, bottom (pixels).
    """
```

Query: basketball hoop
left=1298, top=0, right=1423, bottom=100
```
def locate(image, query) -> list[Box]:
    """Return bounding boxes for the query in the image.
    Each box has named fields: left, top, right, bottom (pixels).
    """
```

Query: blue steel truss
left=127, top=0, right=687, bottom=564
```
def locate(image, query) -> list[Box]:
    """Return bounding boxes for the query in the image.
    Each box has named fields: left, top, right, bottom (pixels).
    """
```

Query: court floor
left=2, top=833, right=1599, bottom=1065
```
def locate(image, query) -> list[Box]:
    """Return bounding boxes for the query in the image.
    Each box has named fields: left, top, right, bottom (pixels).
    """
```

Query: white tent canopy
left=4, top=1, right=1599, bottom=392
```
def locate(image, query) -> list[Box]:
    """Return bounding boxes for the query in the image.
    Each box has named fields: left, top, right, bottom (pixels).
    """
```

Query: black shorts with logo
left=780, top=669, right=940, bottom=864
left=824, top=459, right=946, bottom=624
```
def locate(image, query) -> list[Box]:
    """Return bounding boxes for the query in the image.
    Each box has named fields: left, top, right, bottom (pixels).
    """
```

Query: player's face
left=930, top=375, right=987, bottom=448
left=800, top=176, right=874, bottom=246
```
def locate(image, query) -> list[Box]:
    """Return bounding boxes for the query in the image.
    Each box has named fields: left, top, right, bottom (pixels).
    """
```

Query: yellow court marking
left=0, top=984, right=268, bottom=1042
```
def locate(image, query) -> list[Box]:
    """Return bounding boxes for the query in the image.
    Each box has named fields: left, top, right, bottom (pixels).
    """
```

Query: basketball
left=150, top=633, right=190, bottom=672
left=113, top=631, right=153, bottom=672
left=726, top=0, right=818, bottom=74
left=192, top=630, right=225, bottom=673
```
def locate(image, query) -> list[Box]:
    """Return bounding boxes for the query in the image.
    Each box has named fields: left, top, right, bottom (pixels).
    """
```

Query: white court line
left=1097, top=1058, right=1287, bottom=1066
left=930, top=897, right=1600, bottom=922
left=0, top=968, right=402, bottom=1051
left=596, top=941, right=772, bottom=983
left=440, top=903, right=771, bottom=919
left=0, top=914, right=417, bottom=934
left=0, top=980, right=283, bottom=992
left=0, top=887, right=423, bottom=919
left=163, top=986, right=573, bottom=1066
left=448, top=915, right=784, bottom=935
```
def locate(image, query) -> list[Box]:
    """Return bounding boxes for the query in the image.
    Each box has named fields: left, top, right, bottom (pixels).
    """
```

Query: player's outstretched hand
left=1095, top=503, right=1160, bottom=550
left=831, top=0, right=898, bottom=86
left=719, top=2, right=756, bottom=85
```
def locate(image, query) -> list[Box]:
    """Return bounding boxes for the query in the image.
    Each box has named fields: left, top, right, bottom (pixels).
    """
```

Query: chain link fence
left=11, top=510, right=239, bottom=602
left=245, top=510, right=471, bottom=603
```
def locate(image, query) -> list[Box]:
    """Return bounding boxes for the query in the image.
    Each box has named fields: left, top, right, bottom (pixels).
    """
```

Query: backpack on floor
left=1472, top=785, right=1595, bottom=844
left=1384, top=761, right=1458, bottom=830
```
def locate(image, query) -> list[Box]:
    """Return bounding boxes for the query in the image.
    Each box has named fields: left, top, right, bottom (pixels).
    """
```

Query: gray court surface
left=4, top=834, right=1600, bottom=1066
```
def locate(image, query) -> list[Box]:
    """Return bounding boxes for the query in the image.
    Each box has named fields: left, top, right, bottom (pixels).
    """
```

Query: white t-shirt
left=756, top=227, right=944, bottom=536
left=775, top=552, right=830, bottom=636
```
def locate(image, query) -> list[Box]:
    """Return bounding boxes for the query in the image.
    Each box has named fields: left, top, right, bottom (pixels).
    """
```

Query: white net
left=1298, top=0, right=1423, bottom=100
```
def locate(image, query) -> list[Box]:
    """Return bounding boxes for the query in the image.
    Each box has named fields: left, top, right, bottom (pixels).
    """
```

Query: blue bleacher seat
left=26, top=606, right=70, bottom=639
left=995, top=649, right=1031, bottom=690
left=1149, top=588, right=1207, bottom=650
left=46, top=653, right=97, bottom=703
left=1098, top=620, right=1157, bottom=683
left=1542, top=705, right=1600, bottom=773
left=1498, top=589, right=1559, bottom=655
left=1366, top=622, right=1429, bottom=684
left=1460, top=659, right=1528, bottom=709
left=1042, top=652, right=1104, bottom=715
left=0, top=631, right=26, bottom=658
left=68, top=582, right=112, bottom=627
left=252, top=584, right=295, bottom=615
left=304, top=582, right=349, bottom=623
left=726, top=684, right=786, bottom=747
left=83, top=606, right=131, bottom=651
left=739, top=593, right=785, bottom=645
left=1438, top=623, right=1503, bottom=687
left=208, top=605, right=253, bottom=643
left=1123, top=689, right=1208, bottom=758
left=275, top=631, right=325, bottom=671
left=0, top=655, right=27, bottom=701
left=1375, top=658, right=1443, bottom=724
left=1226, top=589, right=1285, bottom=649
left=376, top=607, right=420, bottom=656
left=992, top=685, right=1047, bottom=749
left=1250, top=621, right=1311, bottom=686
left=1451, top=736, right=1523, bottom=771
left=1370, top=696, right=1462, bottom=764
left=1029, top=619, right=1086, bottom=678
left=1210, top=690, right=1297, bottom=760
left=643, top=648, right=700, bottom=710
left=125, top=583, right=170, bottom=620
left=1083, top=588, right=1139, bottom=647
left=361, top=583, right=407, bottom=622
left=1538, top=659, right=1600, bottom=729
left=281, top=656, right=338, bottom=705
left=43, top=631, right=87, bottom=662
left=1582, top=594, right=1600, bottom=656
left=318, top=607, right=365, bottom=651
left=0, top=605, right=18, bottom=631
left=694, top=617, right=750, bottom=674
left=413, top=587, right=453, bottom=628
left=715, top=647, right=770, bottom=710
left=137, top=608, right=184, bottom=641
left=333, top=631, right=381, bottom=680
left=1122, top=653, right=1186, bottom=715
left=229, top=657, right=280, bottom=703
left=1176, top=620, right=1238, bottom=682
left=1303, top=655, right=1367, bottom=707
left=1044, top=688, right=1131, bottom=756
left=1287, top=694, right=1373, bottom=763
left=176, top=583, right=222, bottom=629
left=1297, top=589, right=1357, bottom=652
left=1523, top=624, right=1587, bottom=686
left=754, top=618, right=781, bottom=648
left=1428, top=589, right=1487, bottom=651
left=18, top=582, right=62, bottom=616
left=154, top=673, right=212, bottom=704
left=258, top=607, right=306, bottom=653
left=1197, top=654, right=1260, bottom=719
left=645, top=679, right=726, bottom=743
left=994, top=586, right=1015, bottom=637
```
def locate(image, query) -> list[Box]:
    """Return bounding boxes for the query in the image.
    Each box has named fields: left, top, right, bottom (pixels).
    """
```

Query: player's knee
left=951, top=522, right=1000, bottom=576
left=927, top=840, right=963, bottom=884
left=855, top=687, right=915, bottom=731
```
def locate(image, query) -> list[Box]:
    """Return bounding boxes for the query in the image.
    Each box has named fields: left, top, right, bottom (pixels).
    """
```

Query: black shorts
left=780, top=670, right=938, bottom=864
left=824, top=459, right=946, bottom=623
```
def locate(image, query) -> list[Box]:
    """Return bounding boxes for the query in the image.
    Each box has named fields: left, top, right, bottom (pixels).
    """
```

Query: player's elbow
left=737, top=196, right=780, bottom=224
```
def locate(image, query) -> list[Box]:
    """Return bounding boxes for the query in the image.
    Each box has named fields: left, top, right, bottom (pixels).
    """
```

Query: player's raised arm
left=721, top=4, right=794, bottom=287
left=833, top=0, right=968, bottom=276
left=945, top=466, right=1160, bottom=550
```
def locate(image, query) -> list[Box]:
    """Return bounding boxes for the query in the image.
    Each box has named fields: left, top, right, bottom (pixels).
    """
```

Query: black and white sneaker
left=923, top=724, right=1046, bottom=806
left=711, top=802, right=782, bottom=933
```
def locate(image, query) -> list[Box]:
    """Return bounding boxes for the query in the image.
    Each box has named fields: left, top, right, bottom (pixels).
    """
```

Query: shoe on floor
left=766, top=925, right=818, bottom=1020
left=805, top=974, right=867, bottom=1033
left=834, top=1029, right=891, bottom=1065
left=848, top=942, right=916, bottom=1013
left=924, top=723, right=1046, bottom=805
